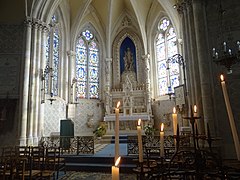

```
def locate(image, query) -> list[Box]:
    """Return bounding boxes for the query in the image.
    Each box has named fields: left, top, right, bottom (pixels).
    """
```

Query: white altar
left=104, top=49, right=153, bottom=133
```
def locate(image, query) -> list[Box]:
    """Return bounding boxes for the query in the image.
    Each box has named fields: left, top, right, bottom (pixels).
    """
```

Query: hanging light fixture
left=41, top=65, right=56, bottom=104
left=212, top=0, right=240, bottom=74
left=166, top=54, right=187, bottom=100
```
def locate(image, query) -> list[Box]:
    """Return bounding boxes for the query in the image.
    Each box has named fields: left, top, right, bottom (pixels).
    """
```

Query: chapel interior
left=0, top=0, right=240, bottom=179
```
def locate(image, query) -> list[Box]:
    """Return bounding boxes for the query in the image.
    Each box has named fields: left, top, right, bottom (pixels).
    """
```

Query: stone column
left=38, top=24, right=49, bottom=138
left=177, top=3, right=190, bottom=126
left=19, top=18, right=32, bottom=146
left=105, top=58, right=112, bottom=115
left=186, top=2, right=204, bottom=134
left=182, top=3, right=195, bottom=107
left=192, top=0, right=214, bottom=135
left=32, top=22, right=43, bottom=145
left=28, top=20, right=39, bottom=146
left=142, top=54, right=151, bottom=115
left=67, top=51, right=76, bottom=103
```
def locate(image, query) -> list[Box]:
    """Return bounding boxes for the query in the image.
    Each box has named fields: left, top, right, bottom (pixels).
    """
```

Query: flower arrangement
left=93, top=122, right=107, bottom=137
left=144, top=124, right=156, bottom=136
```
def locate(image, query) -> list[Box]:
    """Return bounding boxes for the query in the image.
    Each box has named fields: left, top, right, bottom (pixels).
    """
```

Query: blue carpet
left=95, top=143, right=128, bottom=157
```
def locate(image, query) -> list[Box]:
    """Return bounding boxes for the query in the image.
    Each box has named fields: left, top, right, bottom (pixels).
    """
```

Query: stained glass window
left=45, top=14, right=60, bottom=96
left=156, top=17, right=179, bottom=96
left=76, top=29, right=99, bottom=99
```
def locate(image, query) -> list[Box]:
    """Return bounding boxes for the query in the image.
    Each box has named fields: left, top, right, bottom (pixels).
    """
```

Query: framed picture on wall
left=174, top=85, right=186, bottom=107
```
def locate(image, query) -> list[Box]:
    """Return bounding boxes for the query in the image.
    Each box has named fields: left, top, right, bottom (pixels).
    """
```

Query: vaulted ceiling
left=0, top=0, right=178, bottom=28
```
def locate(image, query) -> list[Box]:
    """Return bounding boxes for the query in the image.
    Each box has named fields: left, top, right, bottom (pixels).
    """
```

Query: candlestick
left=223, top=42, right=227, bottom=52
left=137, top=119, right=143, bottom=162
left=160, top=123, right=164, bottom=157
left=212, top=48, right=216, bottom=58
left=193, top=105, right=197, bottom=117
left=172, top=107, right=177, bottom=136
left=220, top=75, right=240, bottom=160
left=112, top=156, right=121, bottom=180
left=228, top=49, right=232, bottom=55
left=115, top=101, right=120, bottom=161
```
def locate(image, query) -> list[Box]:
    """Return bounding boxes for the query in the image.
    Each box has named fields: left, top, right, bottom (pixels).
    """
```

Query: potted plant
left=93, top=123, right=107, bottom=139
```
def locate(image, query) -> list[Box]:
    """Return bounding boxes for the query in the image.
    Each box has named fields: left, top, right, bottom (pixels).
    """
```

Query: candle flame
left=115, top=156, right=121, bottom=166
left=173, top=107, right=176, bottom=114
left=138, top=119, right=141, bottom=126
left=194, top=105, right=197, bottom=113
left=220, top=74, right=224, bottom=82
left=116, top=101, right=120, bottom=108
left=160, top=123, right=164, bottom=132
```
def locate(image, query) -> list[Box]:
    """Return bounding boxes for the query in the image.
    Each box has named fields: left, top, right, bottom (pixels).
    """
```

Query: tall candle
left=172, top=107, right=177, bottom=136
left=212, top=48, right=216, bottom=58
left=160, top=123, right=164, bottom=157
left=223, top=42, right=227, bottom=52
left=115, top=101, right=120, bottom=161
left=193, top=105, right=197, bottom=117
left=220, top=75, right=240, bottom=160
left=112, top=156, right=121, bottom=180
left=137, top=119, right=143, bottom=162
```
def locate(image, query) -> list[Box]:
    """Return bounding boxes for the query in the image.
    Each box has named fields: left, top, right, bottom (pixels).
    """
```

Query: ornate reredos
left=112, top=28, right=144, bottom=89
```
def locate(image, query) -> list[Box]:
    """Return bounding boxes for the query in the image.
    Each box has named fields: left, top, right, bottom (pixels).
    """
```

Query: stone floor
left=59, top=171, right=136, bottom=180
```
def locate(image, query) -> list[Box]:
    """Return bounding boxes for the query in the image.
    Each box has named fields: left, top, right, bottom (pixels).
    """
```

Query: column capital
left=67, top=50, right=76, bottom=57
left=106, top=58, right=112, bottom=62
left=32, top=19, right=40, bottom=29
left=24, top=16, right=32, bottom=27
left=142, top=54, right=150, bottom=61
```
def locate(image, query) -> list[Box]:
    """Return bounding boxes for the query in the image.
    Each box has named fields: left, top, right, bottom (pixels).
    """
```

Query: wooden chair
left=15, top=146, right=42, bottom=180
left=0, top=146, right=17, bottom=179
left=43, top=147, right=66, bottom=179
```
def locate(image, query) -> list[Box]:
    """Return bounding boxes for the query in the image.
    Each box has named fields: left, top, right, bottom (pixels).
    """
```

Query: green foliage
left=144, top=124, right=156, bottom=136
left=93, top=123, right=107, bottom=137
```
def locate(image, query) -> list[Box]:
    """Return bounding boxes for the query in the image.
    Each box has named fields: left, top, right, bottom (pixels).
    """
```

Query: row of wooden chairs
left=0, top=146, right=66, bottom=180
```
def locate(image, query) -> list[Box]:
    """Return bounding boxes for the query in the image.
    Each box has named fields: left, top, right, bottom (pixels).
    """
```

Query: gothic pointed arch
left=74, top=25, right=102, bottom=99
left=112, top=28, right=144, bottom=88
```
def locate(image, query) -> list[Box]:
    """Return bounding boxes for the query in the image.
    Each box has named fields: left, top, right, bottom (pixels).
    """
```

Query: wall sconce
left=166, top=54, right=187, bottom=100
left=41, top=65, right=55, bottom=104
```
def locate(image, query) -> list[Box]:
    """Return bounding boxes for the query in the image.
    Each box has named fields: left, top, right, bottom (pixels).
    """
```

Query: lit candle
left=172, top=107, right=177, bottom=136
left=237, top=41, right=240, bottom=51
left=223, top=42, right=227, bottom=52
left=215, top=52, right=219, bottom=59
left=112, top=156, right=121, bottom=180
left=193, top=105, right=197, bottom=117
left=228, top=49, right=232, bottom=55
left=115, top=101, right=120, bottom=161
left=220, top=74, right=240, bottom=160
left=137, top=119, right=143, bottom=162
left=212, top=48, right=216, bottom=58
left=160, top=123, right=164, bottom=157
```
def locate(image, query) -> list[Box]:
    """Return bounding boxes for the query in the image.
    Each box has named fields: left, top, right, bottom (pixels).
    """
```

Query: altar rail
left=39, top=136, right=94, bottom=155
left=39, top=135, right=177, bottom=156
left=40, top=134, right=218, bottom=157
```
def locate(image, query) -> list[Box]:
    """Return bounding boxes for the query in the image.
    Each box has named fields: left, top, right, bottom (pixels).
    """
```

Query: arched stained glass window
left=76, top=29, right=99, bottom=99
left=156, top=17, right=179, bottom=96
left=45, top=14, right=60, bottom=96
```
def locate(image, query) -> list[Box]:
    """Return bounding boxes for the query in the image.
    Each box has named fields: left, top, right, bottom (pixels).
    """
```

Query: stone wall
left=0, top=24, right=24, bottom=145
left=206, top=0, right=240, bottom=159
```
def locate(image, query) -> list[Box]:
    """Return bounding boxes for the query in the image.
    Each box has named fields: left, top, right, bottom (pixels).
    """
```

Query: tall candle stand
left=183, top=105, right=201, bottom=151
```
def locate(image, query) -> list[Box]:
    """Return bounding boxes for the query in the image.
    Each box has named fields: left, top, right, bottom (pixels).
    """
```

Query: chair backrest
left=31, top=146, right=45, bottom=170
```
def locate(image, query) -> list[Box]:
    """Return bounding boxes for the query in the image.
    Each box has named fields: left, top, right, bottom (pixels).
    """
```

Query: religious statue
left=123, top=47, right=134, bottom=71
